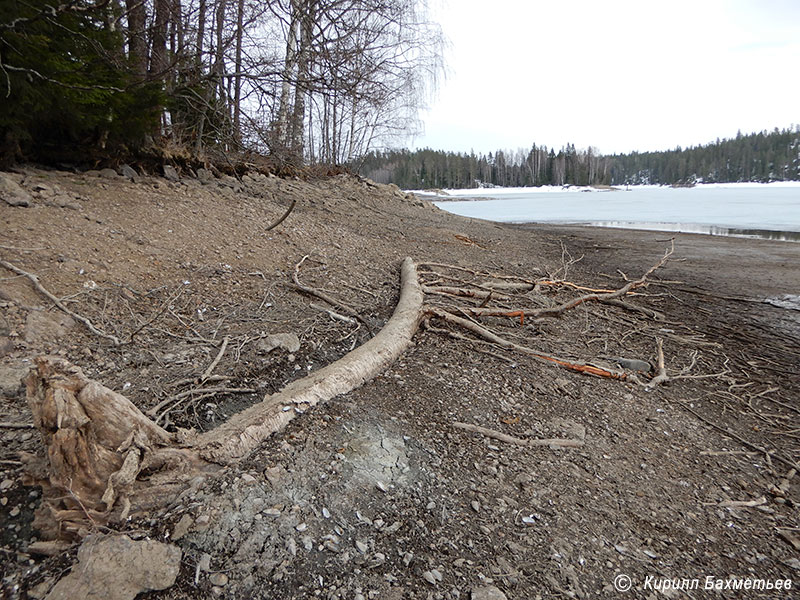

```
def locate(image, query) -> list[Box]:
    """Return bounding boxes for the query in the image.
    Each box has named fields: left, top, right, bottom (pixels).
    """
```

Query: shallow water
left=433, top=185, right=800, bottom=241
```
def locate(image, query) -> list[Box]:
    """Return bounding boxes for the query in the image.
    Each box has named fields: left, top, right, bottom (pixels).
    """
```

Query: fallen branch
left=461, top=242, right=674, bottom=321
left=292, top=255, right=371, bottom=330
left=677, top=400, right=799, bottom=471
left=0, top=259, right=121, bottom=345
left=200, top=336, right=230, bottom=383
left=427, top=307, right=626, bottom=380
left=453, top=422, right=584, bottom=448
left=265, top=198, right=296, bottom=231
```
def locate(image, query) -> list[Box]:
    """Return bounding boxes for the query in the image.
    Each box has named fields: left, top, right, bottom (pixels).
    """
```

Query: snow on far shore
left=411, top=180, right=800, bottom=197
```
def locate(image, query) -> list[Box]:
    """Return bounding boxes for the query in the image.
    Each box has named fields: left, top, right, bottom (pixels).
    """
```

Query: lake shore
left=2, top=170, right=798, bottom=598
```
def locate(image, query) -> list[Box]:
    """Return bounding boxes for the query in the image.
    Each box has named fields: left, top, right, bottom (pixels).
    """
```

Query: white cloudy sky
left=411, top=0, right=800, bottom=155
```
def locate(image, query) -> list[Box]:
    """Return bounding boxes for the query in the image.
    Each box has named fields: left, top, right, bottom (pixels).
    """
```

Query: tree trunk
left=125, top=0, right=148, bottom=77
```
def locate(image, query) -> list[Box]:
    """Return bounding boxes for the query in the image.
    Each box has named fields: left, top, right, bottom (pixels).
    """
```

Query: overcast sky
left=411, top=0, right=800, bottom=155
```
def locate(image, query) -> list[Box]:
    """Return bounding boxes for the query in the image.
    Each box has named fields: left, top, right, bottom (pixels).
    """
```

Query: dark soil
left=1, top=167, right=799, bottom=599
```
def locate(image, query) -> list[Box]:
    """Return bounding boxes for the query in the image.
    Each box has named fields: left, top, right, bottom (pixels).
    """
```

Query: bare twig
left=200, top=336, right=230, bottom=383
left=292, top=255, right=371, bottom=330
left=453, top=422, right=584, bottom=448
left=0, top=259, right=121, bottom=345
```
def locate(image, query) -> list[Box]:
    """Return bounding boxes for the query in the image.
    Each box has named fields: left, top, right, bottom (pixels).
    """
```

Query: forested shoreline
left=358, top=127, right=800, bottom=189
left=0, top=0, right=443, bottom=168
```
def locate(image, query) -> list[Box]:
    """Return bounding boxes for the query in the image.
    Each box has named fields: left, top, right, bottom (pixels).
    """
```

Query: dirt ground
left=1, top=167, right=799, bottom=599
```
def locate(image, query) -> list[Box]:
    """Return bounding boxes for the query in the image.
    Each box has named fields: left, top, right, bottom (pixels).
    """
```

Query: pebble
left=209, top=573, right=229, bottom=587
left=402, top=552, right=414, bottom=566
left=376, top=481, right=388, bottom=493
left=0, top=479, right=12, bottom=491
left=422, top=571, right=438, bottom=585
left=369, top=552, right=386, bottom=568
left=240, top=473, right=256, bottom=483
left=431, top=569, right=443, bottom=582
left=296, top=523, right=308, bottom=532
left=322, top=507, right=331, bottom=519
left=471, top=500, right=481, bottom=512
left=287, top=538, right=297, bottom=556
left=10, top=506, right=20, bottom=517
left=355, top=540, right=369, bottom=553
left=263, top=508, right=281, bottom=517
left=471, top=585, right=508, bottom=600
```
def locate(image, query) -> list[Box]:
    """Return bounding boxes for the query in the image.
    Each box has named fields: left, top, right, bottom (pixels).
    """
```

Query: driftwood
left=23, top=258, right=423, bottom=541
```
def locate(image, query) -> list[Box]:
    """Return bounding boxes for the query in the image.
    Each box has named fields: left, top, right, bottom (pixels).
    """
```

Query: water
left=431, top=184, right=800, bottom=241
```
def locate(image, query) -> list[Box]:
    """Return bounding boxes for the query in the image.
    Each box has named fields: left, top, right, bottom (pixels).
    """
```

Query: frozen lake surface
left=429, top=183, right=800, bottom=241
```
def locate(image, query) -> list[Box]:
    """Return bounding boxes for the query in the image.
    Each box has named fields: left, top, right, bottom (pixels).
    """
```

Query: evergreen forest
left=357, top=127, right=800, bottom=189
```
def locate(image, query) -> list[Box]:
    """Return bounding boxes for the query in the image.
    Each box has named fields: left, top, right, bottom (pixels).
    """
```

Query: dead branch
left=0, top=259, right=121, bottom=345
left=647, top=338, right=670, bottom=387
left=426, top=307, right=626, bottom=380
left=453, top=422, right=584, bottom=448
left=0, top=421, right=34, bottom=429
left=200, top=336, right=230, bottom=383
left=676, top=400, right=799, bottom=471
left=292, top=255, right=371, bottom=330
left=265, top=199, right=296, bottom=231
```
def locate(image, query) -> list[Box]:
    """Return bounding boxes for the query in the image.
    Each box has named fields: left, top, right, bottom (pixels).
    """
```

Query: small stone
left=211, top=586, right=223, bottom=596
left=263, top=508, right=281, bottom=517
left=99, top=168, right=118, bottom=178
left=0, top=174, right=32, bottom=207
left=171, top=514, right=194, bottom=541
left=422, top=571, right=437, bottom=585
left=295, top=523, right=307, bottom=532
left=0, top=478, right=13, bottom=491
left=209, top=573, right=228, bottom=587
left=355, top=540, right=369, bottom=553
left=10, top=506, right=20, bottom=517
left=163, top=165, right=180, bottom=182
left=240, top=473, right=256, bottom=483
left=120, top=164, right=139, bottom=181
left=471, top=585, right=508, bottom=600
left=197, top=168, right=214, bottom=184
left=287, top=537, right=297, bottom=556
left=322, top=507, right=331, bottom=519
left=376, top=481, right=388, bottom=493
left=369, top=552, right=386, bottom=568
left=471, top=500, right=481, bottom=512
left=431, top=569, right=443, bottom=582
left=258, top=333, right=300, bottom=354
left=402, top=552, right=413, bottom=566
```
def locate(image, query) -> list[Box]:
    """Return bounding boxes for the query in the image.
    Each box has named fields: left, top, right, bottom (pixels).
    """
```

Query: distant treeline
left=357, top=127, right=800, bottom=189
